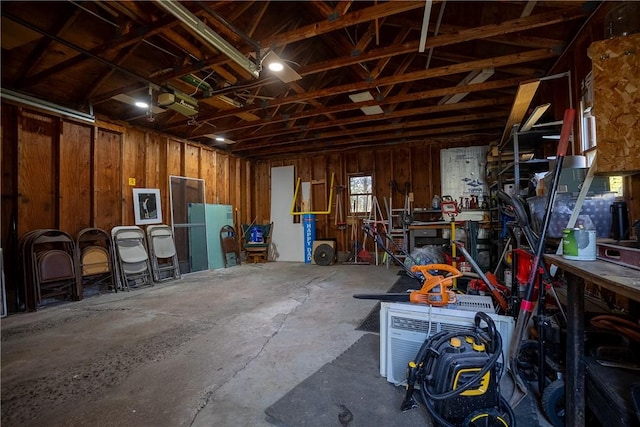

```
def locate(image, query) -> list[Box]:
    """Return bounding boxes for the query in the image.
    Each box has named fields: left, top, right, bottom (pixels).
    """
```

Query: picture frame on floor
left=133, top=188, right=163, bottom=225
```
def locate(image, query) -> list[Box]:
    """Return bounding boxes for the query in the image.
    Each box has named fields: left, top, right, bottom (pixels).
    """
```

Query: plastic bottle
left=432, top=195, right=441, bottom=210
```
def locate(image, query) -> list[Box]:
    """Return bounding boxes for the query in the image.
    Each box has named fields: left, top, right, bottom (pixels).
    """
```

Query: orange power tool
left=353, top=264, right=462, bottom=306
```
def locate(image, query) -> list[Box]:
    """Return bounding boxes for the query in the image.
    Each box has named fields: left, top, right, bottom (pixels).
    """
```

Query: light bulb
left=268, top=62, right=284, bottom=72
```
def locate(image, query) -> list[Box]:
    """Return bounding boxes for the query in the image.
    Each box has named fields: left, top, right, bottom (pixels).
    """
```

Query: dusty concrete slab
left=1, top=262, right=399, bottom=427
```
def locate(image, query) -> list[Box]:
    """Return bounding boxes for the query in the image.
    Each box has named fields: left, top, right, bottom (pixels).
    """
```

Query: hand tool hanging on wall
left=507, top=108, right=575, bottom=407
left=401, top=182, right=414, bottom=226
left=334, top=184, right=347, bottom=230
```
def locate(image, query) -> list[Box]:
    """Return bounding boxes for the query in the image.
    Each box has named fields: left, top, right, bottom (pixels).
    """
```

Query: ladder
left=363, top=196, right=388, bottom=265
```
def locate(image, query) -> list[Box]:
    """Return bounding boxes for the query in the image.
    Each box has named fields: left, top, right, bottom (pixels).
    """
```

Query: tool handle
left=556, top=108, right=576, bottom=157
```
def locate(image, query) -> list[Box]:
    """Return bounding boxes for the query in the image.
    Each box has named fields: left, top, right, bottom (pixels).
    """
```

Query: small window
left=349, top=174, right=372, bottom=215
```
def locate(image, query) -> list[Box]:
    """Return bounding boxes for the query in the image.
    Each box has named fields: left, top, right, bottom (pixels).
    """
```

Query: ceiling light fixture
left=204, top=134, right=237, bottom=145
left=112, top=94, right=165, bottom=114
left=154, top=0, right=259, bottom=78
left=268, top=62, right=284, bottom=72
left=135, top=101, right=149, bottom=109
left=438, top=68, right=495, bottom=105
left=260, top=50, right=302, bottom=83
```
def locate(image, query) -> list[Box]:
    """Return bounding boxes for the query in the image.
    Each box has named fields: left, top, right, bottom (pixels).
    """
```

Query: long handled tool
left=507, top=108, right=575, bottom=407
left=454, top=240, right=509, bottom=313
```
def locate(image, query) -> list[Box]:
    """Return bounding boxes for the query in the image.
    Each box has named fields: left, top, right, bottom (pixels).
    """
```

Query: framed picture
left=133, top=188, right=163, bottom=225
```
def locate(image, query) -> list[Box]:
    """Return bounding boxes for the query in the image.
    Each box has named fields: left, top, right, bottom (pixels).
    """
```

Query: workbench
left=543, top=255, right=640, bottom=427
left=408, top=221, right=460, bottom=250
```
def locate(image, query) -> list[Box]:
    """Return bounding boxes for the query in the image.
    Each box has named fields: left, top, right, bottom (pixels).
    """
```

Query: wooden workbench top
left=545, top=254, right=640, bottom=302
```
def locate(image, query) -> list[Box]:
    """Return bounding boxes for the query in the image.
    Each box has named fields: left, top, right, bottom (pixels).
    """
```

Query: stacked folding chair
left=111, top=226, right=153, bottom=290
left=18, top=229, right=79, bottom=311
left=146, top=225, right=181, bottom=282
left=75, top=228, right=117, bottom=297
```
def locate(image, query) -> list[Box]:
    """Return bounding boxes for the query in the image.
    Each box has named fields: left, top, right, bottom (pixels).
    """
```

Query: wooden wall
left=252, top=140, right=477, bottom=255
left=2, top=2, right=638, bottom=313
left=1, top=103, right=250, bottom=310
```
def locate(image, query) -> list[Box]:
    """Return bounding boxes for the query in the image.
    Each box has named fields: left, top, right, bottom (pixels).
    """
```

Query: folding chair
left=19, top=229, right=79, bottom=310
left=111, top=226, right=153, bottom=290
left=76, top=228, right=117, bottom=297
left=146, top=225, right=181, bottom=282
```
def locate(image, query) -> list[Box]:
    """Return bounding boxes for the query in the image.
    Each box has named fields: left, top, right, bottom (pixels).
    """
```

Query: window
left=349, top=174, right=372, bottom=215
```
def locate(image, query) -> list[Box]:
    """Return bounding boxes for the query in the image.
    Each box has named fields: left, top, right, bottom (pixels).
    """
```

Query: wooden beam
left=299, top=7, right=585, bottom=76
left=192, top=77, right=526, bottom=138
left=242, top=122, right=503, bottom=157
left=175, top=48, right=554, bottom=128
left=261, top=1, right=424, bottom=48
left=232, top=97, right=513, bottom=151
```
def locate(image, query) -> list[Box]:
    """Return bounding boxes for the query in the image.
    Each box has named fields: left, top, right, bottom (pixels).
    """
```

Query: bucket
left=562, top=228, right=596, bottom=261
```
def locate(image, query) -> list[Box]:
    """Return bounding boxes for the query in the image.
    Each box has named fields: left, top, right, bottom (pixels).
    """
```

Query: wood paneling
left=59, top=121, right=91, bottom=234
left=1, top=102, right=249, bottom=313
left=410, top=144, right=432, bottom=208
left=166, top=139, right=182, bottom=178
left=391, top=145, right=412, bottom=210
left=94, top=129, right=122, bottom=232
left=145, top=134, right=161, bottom=189
left=201, top=149, right=217, bottom=203
left=254, top=161, right=272, bottom=223
left=215, top=152, right=229, bottom=204
left=122, top=128, right=145, bottom=225
left=253, top=143, right=463, bottom=253
left=18, top=111, right=56, bottom=234
left=183, top=144, right=200, bottom=179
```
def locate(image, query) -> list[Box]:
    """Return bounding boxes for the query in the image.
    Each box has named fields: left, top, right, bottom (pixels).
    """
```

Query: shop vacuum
left=401, top=312, right=515, bottom=427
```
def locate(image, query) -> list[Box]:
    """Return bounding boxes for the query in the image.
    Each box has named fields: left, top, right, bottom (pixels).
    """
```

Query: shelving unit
left=486, top=122, right=559, bottom=277
left=497, top=124, right=558, bottom=195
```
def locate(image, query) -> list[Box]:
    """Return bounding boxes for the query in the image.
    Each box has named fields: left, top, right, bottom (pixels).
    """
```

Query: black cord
left=415, top=314, right=516, bottom=426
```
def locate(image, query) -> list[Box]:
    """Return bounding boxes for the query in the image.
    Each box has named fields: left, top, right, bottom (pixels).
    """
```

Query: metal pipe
left=1, top=88, right=95, bottom=123
left=417, top=0, right=433, bottom=53
left=153, top=0, right=259, bottom=78
left=195, top=1, right=261, bottom=52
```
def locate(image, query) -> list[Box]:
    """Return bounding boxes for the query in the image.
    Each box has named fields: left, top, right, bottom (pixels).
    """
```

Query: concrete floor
left=1, top=262, right=400, bottom=427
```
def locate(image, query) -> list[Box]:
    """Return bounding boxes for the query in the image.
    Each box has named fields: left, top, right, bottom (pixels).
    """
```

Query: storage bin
left=527, top=192, right=616, bottom=238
